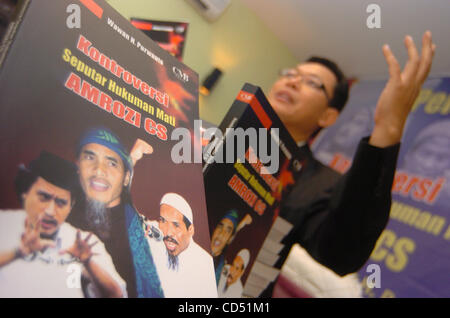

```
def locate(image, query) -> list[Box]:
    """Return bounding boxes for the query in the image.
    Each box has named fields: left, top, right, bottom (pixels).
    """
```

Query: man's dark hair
left=306, top=56, right=349, bottom=112
left=14, top=165, right=39, bottom=204
left=182, top=215, right=192, bottom=230
left=77, top=128, right=133, bottom=177
left=14, top=151, right=80, bottom=205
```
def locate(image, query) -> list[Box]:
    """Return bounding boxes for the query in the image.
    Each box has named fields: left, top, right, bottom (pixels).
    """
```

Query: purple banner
left=312, top=78, right=450, bottom=298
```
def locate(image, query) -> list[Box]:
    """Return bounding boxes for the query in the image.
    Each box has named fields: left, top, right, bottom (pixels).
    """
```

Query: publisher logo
left=239, top=92, right=252, bottom=102
left=172, top=67, right=189, bottom=83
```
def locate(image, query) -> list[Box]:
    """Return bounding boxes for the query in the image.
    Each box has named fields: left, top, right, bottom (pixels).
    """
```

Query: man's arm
left=228, top=214, right=253, bottom=244
left=298, top=32, right=436, bottom=276
left=369, top=31, right=436, bottom=148
left=306, top=138, right=399, bottom=275
left=83, top=258, right=124, bottom=298
left=0, top=216, right=55, bottom=268
left=0, top=249, right=20, bottom=268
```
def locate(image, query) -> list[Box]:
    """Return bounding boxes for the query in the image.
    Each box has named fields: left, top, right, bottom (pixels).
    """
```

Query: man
left=144, top=192, right=217, bottom=297
left=260, top=32, right=436, bottom=296
left=218, top=249, right=250, bottom=298
left=401, top=119, right=450, bottom=207
left=67, top=128, right=163, bottom=298
left=0, top=151, right=125, bottom=297
left=315, top=107, right=375, bottom=168
left=402, top=119, right=450, bottom=180
left=210, top=210, right=252, bottom=284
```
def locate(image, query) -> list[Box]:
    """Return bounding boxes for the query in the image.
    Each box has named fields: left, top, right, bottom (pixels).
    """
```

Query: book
left=130, top=18, right=188, bottom=62
left=0, top=0, right=216, bottom=298
left=203, top=83, right=304, bottom=298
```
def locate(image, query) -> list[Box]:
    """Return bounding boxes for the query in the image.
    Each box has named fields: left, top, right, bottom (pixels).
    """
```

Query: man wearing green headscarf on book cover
left=67, top=127, right=164, bottom=298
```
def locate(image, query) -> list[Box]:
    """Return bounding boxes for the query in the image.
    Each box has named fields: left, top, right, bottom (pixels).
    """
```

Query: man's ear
left=123, top=171, right=131, bottom=187
left=318, top=107, right=339, bottom=128
left=188, top=224, right=195, bottom=237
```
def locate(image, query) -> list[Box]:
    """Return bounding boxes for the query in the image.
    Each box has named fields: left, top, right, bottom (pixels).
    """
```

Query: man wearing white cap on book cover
left=218, top=248, right=251, bottom=298
left=143, top=192, right=217, bottom=298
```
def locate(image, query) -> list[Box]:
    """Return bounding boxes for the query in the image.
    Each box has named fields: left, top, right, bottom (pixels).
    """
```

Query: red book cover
left=203, top=83, right=305, bottom=297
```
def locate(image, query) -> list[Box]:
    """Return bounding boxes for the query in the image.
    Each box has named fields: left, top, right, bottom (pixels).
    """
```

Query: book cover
left=0, top=0, right=216, bottom=298
left=203, top=83, right=304, bottom=298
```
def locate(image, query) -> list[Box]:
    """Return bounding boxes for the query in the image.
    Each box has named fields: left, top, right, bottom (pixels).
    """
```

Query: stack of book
left=243, top=217, right=293, bottom=297
left=203, top=83, right=304, bottom=298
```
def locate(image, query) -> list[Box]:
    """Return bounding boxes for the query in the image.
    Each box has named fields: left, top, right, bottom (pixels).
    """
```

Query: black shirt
left=67, top=201, right=137, bottom=298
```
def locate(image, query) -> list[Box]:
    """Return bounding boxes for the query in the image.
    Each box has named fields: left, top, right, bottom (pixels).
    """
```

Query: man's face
left=406, top=136, right=450, bottom=177
left=332, top=110, right=372, bottom=149
left=268, top=62, right=338, bottom=139
left=227, top=255, right=245, bottom=286
left=78, top=143, right=130, bottom=208
left=22, top=177, right=72, bottom=237
left=159, top=204, right=194, bottom=256
left=211, top=218, right=235, bottom=257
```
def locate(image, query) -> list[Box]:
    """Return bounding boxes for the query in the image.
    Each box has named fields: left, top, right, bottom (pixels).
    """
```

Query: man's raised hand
left=60, top=230, right=98, bottom=264
left=370, top=31, right=436, bottom=147
left=18, top=216, right=56, bottom=257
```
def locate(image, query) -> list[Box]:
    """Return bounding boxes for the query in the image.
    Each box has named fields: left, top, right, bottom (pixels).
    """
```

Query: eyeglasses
left=279, top=68, right=331, bottom=103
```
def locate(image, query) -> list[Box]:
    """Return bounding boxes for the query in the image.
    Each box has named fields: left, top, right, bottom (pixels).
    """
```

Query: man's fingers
left=142, top=143, right=153, bottom=155
left=25, top=216, right=38, bottom=233
left=382, top=44, right=401, bottom=82
left=88, top=240, right=98, bottom=248
left=417, top=31, right=435, bottom=83
left=33, top=214, right=46, bottom=234
left=34, top=218, right=42, bottom=235
left=137, top=139, right=154, bottom=154
left=131, top=139, right=154, bottom=166
left=24, top=218, right=32, bottom=233
left=403, top=35, right=420, bottom=81
left=84, top=232, right=93, bottom=243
